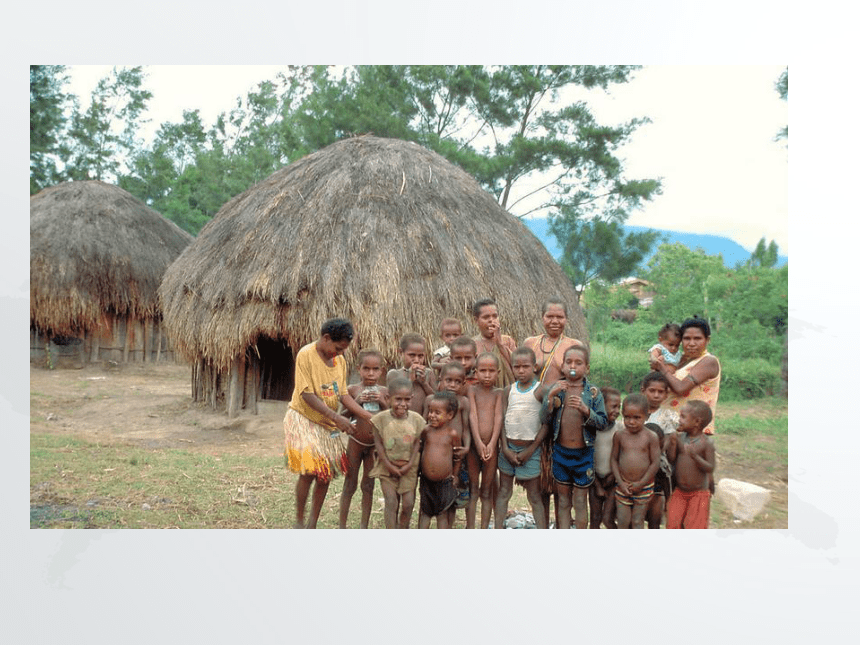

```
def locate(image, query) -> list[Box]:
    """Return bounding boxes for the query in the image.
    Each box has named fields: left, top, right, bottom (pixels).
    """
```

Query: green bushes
left=589, top=322, right=783, bottom=401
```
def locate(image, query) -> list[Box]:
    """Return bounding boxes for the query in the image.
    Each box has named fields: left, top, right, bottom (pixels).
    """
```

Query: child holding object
left=338, top=349, right=388, bottom=529
left=610, top=393, right=661, bottom=529
left=387, top=333, right=437, bottom=414
left=544, top=345, right=609, bottom=529
left=665, top=400, right=715, bottom=529
left=369, top=378, right=425, bottom=529
left=431, top=318, right=464, bottom=375
left=418, top=391, right=463, bottom=529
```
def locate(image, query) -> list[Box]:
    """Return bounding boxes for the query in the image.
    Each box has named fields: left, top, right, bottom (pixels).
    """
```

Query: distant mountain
left=521, top=217, right=788, bottom=270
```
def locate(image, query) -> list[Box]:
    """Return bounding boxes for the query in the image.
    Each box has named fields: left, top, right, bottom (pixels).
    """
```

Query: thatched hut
left=30, top=180, right=193, bottom=368
left=159, top=136, right=586, bottom=416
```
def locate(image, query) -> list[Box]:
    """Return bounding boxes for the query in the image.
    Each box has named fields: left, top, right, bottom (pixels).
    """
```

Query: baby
left=648, top=323, right=682, bottom=373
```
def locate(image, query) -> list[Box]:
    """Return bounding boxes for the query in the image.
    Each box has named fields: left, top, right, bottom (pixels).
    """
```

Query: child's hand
left=453, top=446, right=468, bottom=460
left=617, top=479, right=632, bottom=496
left=594, top=481, right=606, bottom=499
left=483, top=445, right=493, bottom=461
left=502, top=447, right=519, bottom=466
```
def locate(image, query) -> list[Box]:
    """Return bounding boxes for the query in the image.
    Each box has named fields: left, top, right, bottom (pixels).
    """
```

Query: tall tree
left=551, top=208, right=662, bottom=300
left=65, top=66, right=152, bottom=182
left=30, top=65, right=74, bottom=194
left=775, top=67, right=788, bottom=141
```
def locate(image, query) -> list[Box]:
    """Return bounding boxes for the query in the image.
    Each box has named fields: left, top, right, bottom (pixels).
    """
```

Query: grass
left=30, top=397, right=788, bottom=530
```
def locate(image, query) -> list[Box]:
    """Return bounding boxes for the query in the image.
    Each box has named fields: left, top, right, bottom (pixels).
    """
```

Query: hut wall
left=30, top=314, right=182, bottom=368
left=195, top=343, right=293, bottom=415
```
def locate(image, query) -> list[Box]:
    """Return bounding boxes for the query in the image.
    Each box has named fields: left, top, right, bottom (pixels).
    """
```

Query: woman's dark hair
left=471, top=297, right=497, bottom=318
left=321, top=318, right=354, bottom=342
left=680, top=316, right=711, bottom=339
left=541, top=297, right=568, bottom=316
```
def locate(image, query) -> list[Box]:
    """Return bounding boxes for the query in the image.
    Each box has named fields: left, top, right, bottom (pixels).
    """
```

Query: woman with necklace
left=650, top=316, right=721, bottom=436
left=523, top=298, right=585, bottom=528
left=523, top=299, right=585, bottom=387
left=471, top=298, right=517, bottom=388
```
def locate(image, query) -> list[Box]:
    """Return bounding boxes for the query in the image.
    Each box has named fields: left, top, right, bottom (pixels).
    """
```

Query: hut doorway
left=257, top=337, right=295, bottom=401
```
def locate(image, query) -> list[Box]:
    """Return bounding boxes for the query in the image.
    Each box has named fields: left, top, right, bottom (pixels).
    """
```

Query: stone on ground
left=715, top=478, right=771, bottom=521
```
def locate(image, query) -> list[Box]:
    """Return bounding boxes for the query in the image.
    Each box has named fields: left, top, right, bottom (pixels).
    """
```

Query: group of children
left=336, top=318, right=715, bottom=529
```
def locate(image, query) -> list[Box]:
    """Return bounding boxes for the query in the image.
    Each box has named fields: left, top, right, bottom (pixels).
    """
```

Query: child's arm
left=468, top=386, right=486, bottom=457
left=484, top=390, right=503, bottom=461
left=458, top=398, right=471, bottom=455
left=610, top=432, right=630, bottom=496
left=518, top=420, right=548, bottom=465
left=300, top=392, right=354, bottom=433
left=631, top=432, right=662, bottom=493
left=372, top=422, right=400, bottom=477
left=689, top=439, right=716, bottom=474
left=666, top=432, right=679, bottom=464
left=345, top=384, right=361, bottom=419
left=378, top=386, right=389, bottom=411
left=499, top=386, right=518, bottom=465
left=399, top=430, right=422, bottom=476
left=340, top=391, right=372, bottom=423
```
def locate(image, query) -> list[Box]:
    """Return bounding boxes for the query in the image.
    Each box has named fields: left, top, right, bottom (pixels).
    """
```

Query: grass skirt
left=283, top=407, right=347, bottom=483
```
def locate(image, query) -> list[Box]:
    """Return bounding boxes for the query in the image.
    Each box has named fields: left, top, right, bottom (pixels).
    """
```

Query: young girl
left=369, top=378, right=425, bottom=529
left=648, top=323, right=682, bottom=374
left=338, top=349, right=389, bottom=529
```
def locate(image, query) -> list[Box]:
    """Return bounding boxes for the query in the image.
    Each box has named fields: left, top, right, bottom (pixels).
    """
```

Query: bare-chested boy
left=368, top=378, right=424, bottom=529
left=544, top=345, right=609, bottom=529
left=496, top=347, right=549, bottom=528
left=468, top=352, right=503, bottom=529
left=387, top=333, right=437, bottom=415
left=418, top=391, right=462, bottom=529
left=665, top=400, right=715, bottom=529
left=589, top=386, right=622, bottom=529
left=338, top=349, right=389, bottom=529
left=424, top=361, right=471, bottom=526
left=431, top=318, right=463, bottom=375
left=610, top=393, right=661, bottom=529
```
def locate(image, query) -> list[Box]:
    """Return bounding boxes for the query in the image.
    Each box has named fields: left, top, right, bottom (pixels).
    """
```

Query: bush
left=587, top=342, right=781, bottom=401
left=589, top=320, right=656, bottom=350
left=718, top=356, right=781, bottom=401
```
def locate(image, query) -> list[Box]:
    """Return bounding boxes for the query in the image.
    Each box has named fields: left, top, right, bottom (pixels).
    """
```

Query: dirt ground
left=30, top=361, right=788, bottom=528
left=30, top=362, right=288, bottom=458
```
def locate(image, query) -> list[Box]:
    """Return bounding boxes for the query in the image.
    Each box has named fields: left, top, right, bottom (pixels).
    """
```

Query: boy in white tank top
left=495, top=347, right=550, bottom=528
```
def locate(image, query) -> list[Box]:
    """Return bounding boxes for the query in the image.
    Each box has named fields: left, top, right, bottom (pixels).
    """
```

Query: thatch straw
left=159, top=136, right=587, bottom=369
left=30, top=180, right=194, bottom=337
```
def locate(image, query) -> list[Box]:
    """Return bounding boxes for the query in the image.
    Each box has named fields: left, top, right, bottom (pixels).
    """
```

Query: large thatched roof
left=31, top=180, right=194, bottom=336
left=160, top=136, right=586, bottom=368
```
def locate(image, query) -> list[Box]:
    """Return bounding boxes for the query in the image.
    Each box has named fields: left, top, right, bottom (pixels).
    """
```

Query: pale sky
left=65, top=64, right=788, bottom=256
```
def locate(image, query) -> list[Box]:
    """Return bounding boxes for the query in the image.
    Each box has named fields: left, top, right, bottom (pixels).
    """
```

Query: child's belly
left=619, top=450, right=651, bottom=482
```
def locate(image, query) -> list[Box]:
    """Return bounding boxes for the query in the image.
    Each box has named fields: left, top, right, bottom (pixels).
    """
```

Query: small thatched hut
left=160, top=136, right=586, bottom=415
left=30, top=180, right=194, bottom=368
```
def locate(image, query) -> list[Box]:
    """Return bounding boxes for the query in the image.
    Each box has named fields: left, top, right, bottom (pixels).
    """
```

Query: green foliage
left=775, top=68, right=788, bottom=141
left=65, top=66, right=152, bottom=182
left=643, top=243, right=728, bottom=325
left=550, top=209, right=662, bottom=298
left=30, top=65, right=75, bottom=194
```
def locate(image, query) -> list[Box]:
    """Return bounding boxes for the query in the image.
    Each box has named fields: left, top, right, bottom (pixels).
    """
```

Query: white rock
left=716, top=478, right=771, bottom=521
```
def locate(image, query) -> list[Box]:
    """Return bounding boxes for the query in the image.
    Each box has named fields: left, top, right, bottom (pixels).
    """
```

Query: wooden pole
left=228, top=354, right=244, bottom=418
left=143, top=318, right=151, bottom=363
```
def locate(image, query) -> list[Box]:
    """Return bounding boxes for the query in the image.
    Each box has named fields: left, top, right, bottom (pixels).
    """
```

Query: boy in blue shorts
left=543, top=346, right=609, bottom=529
